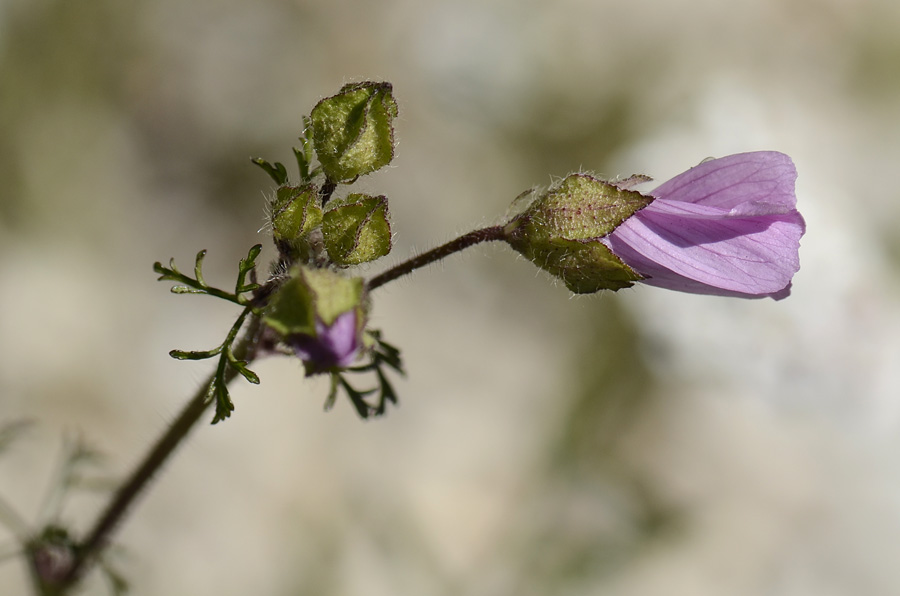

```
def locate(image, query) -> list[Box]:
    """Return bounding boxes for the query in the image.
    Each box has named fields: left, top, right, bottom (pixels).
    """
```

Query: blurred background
left=2, top=0, right=899, bottom=594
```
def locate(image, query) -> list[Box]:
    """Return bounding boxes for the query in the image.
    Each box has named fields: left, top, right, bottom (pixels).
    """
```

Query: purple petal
left=291, top=311, right=361, bottom=370
left=603, top=152, right=805, bottom=299
left=649, top=151, right=798, bottom=216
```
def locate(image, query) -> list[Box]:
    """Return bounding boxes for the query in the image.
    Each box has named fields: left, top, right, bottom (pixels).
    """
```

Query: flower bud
left=504, top=174, right=653, bottom=293
left=271, top=184, right=322, bottom=244
left=323, top=193, right=392, bottom=266
left=310, top=82, right=398, bottom=183
left=263, top=266, right=366, bottom=372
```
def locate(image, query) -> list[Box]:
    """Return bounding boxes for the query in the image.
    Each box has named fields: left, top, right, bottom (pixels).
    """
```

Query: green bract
left=323, top=194, right=392, bottom=266
left=263, top=267, right=365, bottom=337
left=504, top=174, right=653, bottom=293
left=310, top=81, right=398, bottom=183
left=271, top=184, right=322, bottom=244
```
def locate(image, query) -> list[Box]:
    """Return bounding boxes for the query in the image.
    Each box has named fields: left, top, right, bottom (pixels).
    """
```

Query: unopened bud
left=310, top=82, right=398, bottom=183
left=263, top=267, right=366, bottom=372
left=271, top=184, right=322, bottom=244
left=323, top=194, right=392, bottom=266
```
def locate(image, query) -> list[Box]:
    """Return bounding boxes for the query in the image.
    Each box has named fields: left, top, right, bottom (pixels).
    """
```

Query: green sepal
left=271, top=184, right=323, bottom=244
left=512, top=174, right=653, bottom=242
left=514, top=237, right=643, bottom=293
left=504, top=174, right=653, bottom=293
left=302, top=267, right=365, bottom=325
left=263, top=266, right=365, bottom=337
left=310, top=82, right=398, bottom=183
left=263, top=275, right=316, bottom=337
left=323, top=194, right=392, bottom=266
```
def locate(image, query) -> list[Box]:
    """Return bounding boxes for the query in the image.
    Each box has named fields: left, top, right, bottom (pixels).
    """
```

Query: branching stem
left=52, top=225, right=509, bottom=590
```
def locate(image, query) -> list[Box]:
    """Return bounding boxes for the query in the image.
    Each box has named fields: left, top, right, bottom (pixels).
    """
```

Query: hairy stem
left=318, top=178, right=337, bottom=207
left=60, top=315, right=262, bottom=588
left=367, top=225, right=507, bottom=291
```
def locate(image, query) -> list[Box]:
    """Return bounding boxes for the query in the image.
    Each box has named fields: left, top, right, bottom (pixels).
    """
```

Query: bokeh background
left=2, top=0, right=900, bottom=594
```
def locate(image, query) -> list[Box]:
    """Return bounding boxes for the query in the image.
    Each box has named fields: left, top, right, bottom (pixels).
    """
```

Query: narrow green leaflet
left=235, top=244, right=262, bottom=296
left=154, top=244, right=262, bottom=305
left=250, top=157, right=289, bottom=186
left=168, top=347, right=222, bottom=361
left=157, top=246, right=264, bottom=424
left=327, top=330, right=405, bottom=418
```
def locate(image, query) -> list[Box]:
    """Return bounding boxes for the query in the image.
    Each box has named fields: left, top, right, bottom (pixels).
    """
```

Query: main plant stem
left=53, top=225, right=507, bottom=591
left=367, top=225, right=507, bottom=291
left=59, top=315, right=262, bottom=589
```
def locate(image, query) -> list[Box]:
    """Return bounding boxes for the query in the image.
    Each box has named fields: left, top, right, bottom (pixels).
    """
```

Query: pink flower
left=601, top=151, right=805, bottom=299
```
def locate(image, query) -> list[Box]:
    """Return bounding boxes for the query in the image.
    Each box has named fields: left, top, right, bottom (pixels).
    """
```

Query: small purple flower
left=601, top=151, right=805, bottom=299
left=289, top=310, right=361, bottom=372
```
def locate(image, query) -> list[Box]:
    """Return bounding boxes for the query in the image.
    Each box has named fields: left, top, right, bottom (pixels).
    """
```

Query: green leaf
left=375, top=338, right=404, bottom=374
left=325, top=373, right=340, bottom=411
left=374, top=367, right=398, bottom=414
left=170, top=285, right=204, bottom=295
left=193, top=250, right=208, bottom=286
left=227, top=351, right=260, bottom=384
left=236, top=244, right=262, bottom=295
left=210, top=380, right=235, bottom=425
left=169, top=347, right=222, bottom=360
left=235, top=363, right=260, bottom=385
left=251, top=157, right=289, bottom=185
left=155, top=250, right=255, bottom=305
left=292, top=146, right=309, bottom=182
left=152, top=261, right=170, bottom=276
left=337, top=375, right=376, bottom=419
left=293, top=116, right=316, bottom=182
left=322, top=194, right=392, bottom=266
left=310, top=82, right=398, bottom=183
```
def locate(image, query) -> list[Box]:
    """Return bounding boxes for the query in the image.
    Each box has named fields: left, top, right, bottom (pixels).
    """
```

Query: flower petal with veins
left=602, top=151, right=805, bottom=299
